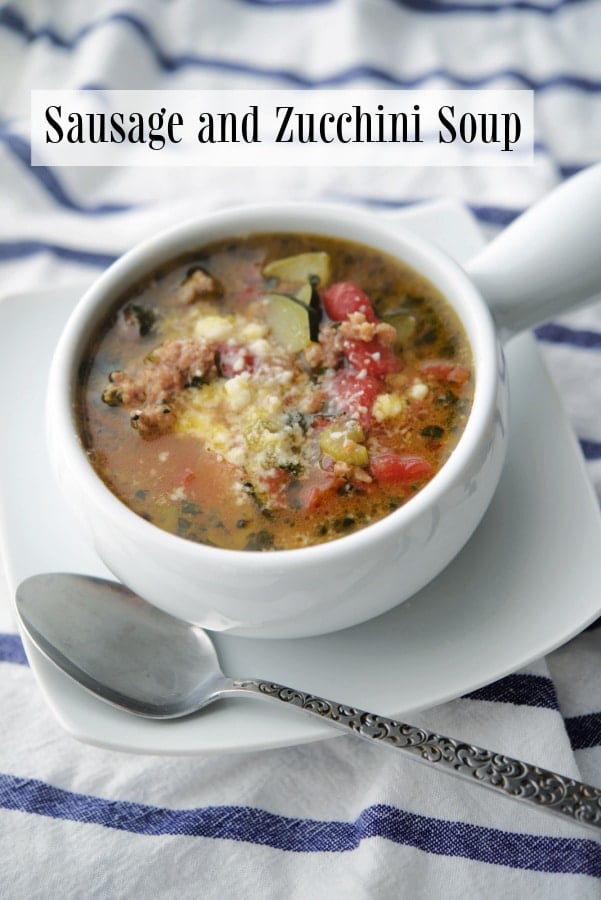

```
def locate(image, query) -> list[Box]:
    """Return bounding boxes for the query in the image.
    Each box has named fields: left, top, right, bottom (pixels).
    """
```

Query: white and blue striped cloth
left=1, top=1, right=601, bottom=896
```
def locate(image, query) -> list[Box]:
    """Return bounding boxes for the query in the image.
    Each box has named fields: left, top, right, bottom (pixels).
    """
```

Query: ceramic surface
left=45, top=201, right=505, bottom=638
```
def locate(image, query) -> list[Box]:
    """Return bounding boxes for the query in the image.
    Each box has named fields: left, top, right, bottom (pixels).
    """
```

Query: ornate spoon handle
left=228, top=678, right=601, bottom=832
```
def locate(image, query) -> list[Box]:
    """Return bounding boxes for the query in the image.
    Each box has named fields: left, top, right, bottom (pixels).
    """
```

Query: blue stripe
left=467, top=203, right=521, bottom=226
left=0, top=128, right=134, bottom=215
left=0, top=6, right=91, bottom=49
left=560, top=163, right=588, bottom=179
left=579, top=439, right=601, bottom=461
left=535, top=322, right=601, bottom=349
left=464, top=673, right=559, bottom=709
left=0, top=240, right=117, bottom=267
left=0, top=777, right=599, bottom=873
left=391, top=0, right=588, bottom=13
left=566, top=713, right=601, bottom=751
left=0, top=634, right=27, bottom=665
left=1, top=7, right=601, bottom=90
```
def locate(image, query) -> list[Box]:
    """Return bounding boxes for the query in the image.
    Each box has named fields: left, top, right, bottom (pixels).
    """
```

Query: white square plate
left=2, top=200, right=601, bottom=755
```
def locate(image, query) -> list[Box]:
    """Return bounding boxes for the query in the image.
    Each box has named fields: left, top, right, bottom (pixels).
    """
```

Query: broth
left=78, top=233, right=473, bottom=550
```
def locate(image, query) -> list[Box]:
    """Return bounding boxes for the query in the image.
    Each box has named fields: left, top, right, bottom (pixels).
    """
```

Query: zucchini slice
left=263, top=252, right=331, bottom=286
left=264, top=293, right=319, bottom=353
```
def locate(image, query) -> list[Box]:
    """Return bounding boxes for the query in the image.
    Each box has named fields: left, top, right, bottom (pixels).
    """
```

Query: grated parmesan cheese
left=193, top=314, right=235, bottom=341
left=373, top=393, right=405, bottom=422
left=408, top=382, right=428, bottom=401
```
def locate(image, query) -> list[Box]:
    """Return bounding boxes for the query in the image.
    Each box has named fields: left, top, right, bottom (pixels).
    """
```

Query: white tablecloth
left=1, top=2, right=601, bottom=897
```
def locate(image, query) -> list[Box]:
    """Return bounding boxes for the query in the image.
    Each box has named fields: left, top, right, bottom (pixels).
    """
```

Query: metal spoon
left=15, top=572, right=601, bottom=833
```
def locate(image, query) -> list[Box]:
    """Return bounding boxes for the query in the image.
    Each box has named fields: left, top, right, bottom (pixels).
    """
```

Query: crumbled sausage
left=339, top=311, right=397, bottom=345
left=143, top=338, right=217, bottom=403
left=302, top=324, right=344, bottom=369
left=103, top=337, right=217, bottom=438
left=130, top=406, right=176, bottom=439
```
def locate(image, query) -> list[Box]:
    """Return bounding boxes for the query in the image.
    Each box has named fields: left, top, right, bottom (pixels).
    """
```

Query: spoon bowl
left=16, top=573, right=226, bottom=718
left=15, top=572, right=601, bottom=833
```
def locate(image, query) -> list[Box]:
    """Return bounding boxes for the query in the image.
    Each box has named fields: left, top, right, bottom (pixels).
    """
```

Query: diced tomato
left=343, top=337, right=399, bottom=377
left=370, top=452, right=433, bottom=485
left=293, top=466, right=339, bottom=510
left=322, top=282, right=377, bottom=323
left=419, top=360, right=470, bottom=385
left=217, top=344, right=255, bottom=378
left=326, top=371, right=381, bottom=427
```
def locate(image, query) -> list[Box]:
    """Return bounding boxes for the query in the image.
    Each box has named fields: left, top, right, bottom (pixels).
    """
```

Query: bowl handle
left=465, top=163, right=601, bottom=333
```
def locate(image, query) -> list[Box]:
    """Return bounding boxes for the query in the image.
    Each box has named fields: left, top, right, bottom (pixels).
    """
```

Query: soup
left=78, top=233, right=473, bottom=551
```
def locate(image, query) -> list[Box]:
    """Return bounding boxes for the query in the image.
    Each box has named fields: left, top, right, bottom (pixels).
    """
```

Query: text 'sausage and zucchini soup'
left=78, top=233, right=474, bottom=551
